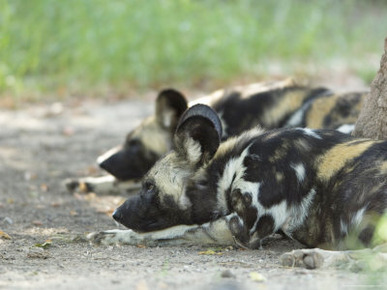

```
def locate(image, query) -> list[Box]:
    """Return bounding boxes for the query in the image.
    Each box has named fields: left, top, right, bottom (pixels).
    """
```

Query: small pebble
left=3, top=217, right=13, bottom=225
left=221, top=269, right=236, bottom=278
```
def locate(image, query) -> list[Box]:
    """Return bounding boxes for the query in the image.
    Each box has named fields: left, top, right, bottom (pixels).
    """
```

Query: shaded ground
left=0, top=95, right=384, bottom=289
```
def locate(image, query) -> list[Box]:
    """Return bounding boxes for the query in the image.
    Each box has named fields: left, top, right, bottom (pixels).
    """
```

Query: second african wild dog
left=66, top=79, right=367, bottom=194
left=89, top=104, right=387, bottom=252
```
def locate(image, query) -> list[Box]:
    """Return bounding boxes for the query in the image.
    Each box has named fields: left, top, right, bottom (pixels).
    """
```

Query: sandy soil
left=0, top=96, right=384, bottom=290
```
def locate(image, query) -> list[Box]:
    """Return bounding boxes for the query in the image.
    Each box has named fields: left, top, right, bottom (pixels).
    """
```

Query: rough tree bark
left=352, top=38, right=387, bottom=140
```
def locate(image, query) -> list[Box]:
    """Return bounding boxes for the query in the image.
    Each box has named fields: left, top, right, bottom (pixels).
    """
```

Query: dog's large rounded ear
left=156, top=89, right=188, bottom=131
left=174, top=104, right=222, bottom=166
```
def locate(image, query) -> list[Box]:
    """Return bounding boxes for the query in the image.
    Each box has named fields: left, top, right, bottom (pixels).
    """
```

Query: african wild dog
left=88, top=104, right=387, bottom=259
left=66, top=79, right=366, bottom=194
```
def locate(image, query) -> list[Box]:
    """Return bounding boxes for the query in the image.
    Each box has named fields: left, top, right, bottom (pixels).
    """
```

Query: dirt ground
left=0, top=90, right=385, bottom=289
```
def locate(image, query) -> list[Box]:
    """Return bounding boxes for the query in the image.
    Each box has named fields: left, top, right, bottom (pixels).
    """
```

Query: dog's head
left=112, top=104, right=222, bottom=232
left=98, top=89, right=188, bottom=181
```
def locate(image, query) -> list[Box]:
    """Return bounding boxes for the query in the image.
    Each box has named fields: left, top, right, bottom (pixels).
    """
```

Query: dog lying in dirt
left=88, top=104, right=387, bottom=270
left=66, top=79, right=366, bottom=194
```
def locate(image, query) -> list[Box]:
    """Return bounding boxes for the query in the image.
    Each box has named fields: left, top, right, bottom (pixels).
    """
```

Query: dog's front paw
left=280, top=249, right=325, bottom=269
left=280, top=248, right=363, bottom=270
left=87, top=229, right=144, bottom=245
left=64, top=178, right=91, bottom=193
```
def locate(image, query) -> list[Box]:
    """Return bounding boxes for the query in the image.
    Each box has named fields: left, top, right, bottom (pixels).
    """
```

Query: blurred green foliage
left=0, top=0, right=386, bottom=98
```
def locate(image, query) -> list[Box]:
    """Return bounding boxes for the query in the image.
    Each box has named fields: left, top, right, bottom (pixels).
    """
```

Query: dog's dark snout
left=112, top=209, right=122, bottom=222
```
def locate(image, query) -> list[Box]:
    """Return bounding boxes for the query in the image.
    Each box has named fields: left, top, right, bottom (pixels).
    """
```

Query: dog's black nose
left=112, top=209, right=122, bottom=222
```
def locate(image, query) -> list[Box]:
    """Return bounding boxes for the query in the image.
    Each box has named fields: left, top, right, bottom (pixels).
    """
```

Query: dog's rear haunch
left=90, top=104, right=387, bottom=250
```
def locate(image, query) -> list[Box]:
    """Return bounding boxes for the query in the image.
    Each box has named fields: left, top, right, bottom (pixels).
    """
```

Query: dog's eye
left=141, top=180, right=158, bottom=199
left=144, top=181, right=155, bottom=194
left=147, top=184, right=154, bottom=193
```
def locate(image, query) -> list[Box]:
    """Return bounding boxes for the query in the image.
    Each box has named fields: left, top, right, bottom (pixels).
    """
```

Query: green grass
left=1, top=0, right=386, bottom=101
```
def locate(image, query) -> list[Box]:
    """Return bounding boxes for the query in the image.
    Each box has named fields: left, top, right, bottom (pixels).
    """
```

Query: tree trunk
left=352, top=38, right=387, bottom=140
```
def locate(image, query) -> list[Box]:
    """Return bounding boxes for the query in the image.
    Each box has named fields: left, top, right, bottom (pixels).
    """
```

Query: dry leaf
left=0, top=230, right=11, bottom=240
left=40, top=183, right=49, bottom=192
left=32, top=220, right=43, bottom=226
left=198, top=249, right=223, bottom=255
left=35, top=239, right=52, bottom=249
left=249, top=272, right=267, bottom=282
left=69, top=210, right=78, bottom=216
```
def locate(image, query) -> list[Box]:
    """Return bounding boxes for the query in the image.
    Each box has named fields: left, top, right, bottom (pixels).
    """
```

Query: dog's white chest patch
left=216, top=147, right=251, bottom=213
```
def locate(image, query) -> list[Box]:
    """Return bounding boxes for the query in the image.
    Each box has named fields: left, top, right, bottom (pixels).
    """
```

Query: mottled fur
left=89, top=105, right=387, bottom=253
left=285, top=91, right=367, bottom=132
left=66, top=80, right=366, bottom=194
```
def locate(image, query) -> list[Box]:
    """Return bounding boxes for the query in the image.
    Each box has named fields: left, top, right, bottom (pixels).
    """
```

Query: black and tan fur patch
left=285, top=91, right=367, bottom=132
left=66, top=79, right=368, bottom=194
left=94, top=104, right=386, bottom=252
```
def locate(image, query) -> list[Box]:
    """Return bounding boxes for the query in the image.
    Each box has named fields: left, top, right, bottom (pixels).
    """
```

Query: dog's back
left=206, top=79, right=331, bottom=137
left=199, top=127, right=387, bottom=249
left=285, top=91, right=367, bottom=132
left=92, top=105, right=386, bottom=252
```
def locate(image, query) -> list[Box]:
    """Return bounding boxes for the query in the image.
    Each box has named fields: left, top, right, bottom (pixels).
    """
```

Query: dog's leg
left=64, top=175, right=141, bottom=195
left=280, top=244, right=387, bottom=270
left=87, top=214, right=241, bottom=247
